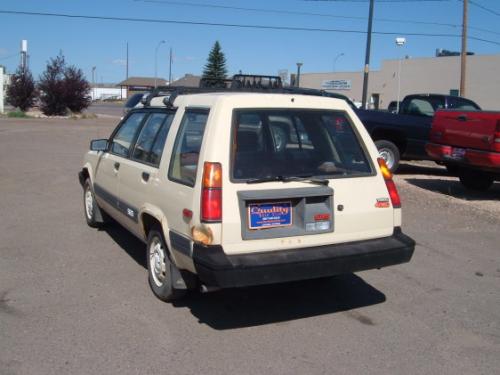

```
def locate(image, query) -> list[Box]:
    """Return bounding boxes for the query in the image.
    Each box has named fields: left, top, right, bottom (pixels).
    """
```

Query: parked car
left=387, top=101, right=401, bottom=114
left=123, top=92, right=146, bottom=115
left=79, top=85, right=415, bottom=302
left=355, top=94, right=481, bottom=172
left=426, top=109, right=500, bottom=190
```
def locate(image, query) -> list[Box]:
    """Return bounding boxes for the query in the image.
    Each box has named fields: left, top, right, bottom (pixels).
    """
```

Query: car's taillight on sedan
left=378, top=158, right=401, bottom=208
left=201, top=162, right=222, bottom=222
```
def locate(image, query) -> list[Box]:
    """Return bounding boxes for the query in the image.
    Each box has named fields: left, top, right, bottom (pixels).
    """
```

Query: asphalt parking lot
left=1, top=115, right=499, bottom=375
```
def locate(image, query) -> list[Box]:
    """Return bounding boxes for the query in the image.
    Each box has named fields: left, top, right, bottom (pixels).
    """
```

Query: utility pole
left=169, top=47, right=172, bottom=85
left=361, top=0, right=374, bottom=109
left=460, top=0, right=468, bottom=97
left=126, top=42, right=129, bottom=80
left=92, top=66, right=96, bottom=101
left=296, top=62, right=303, bottom=87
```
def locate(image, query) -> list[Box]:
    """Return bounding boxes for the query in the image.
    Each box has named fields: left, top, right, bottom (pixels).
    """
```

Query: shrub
left=64, top=65, right=91, bottom=113
left=7, top=110, right=30, bottom=118
left=38, top=55, right=67, bottom=116
left=38, top=54, right=91, bottom=116
left=6, top=67, right=37, bottom=112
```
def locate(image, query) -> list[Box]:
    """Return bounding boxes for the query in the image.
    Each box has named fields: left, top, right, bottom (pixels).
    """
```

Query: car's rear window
left=232, top=109, right=372, bottom=181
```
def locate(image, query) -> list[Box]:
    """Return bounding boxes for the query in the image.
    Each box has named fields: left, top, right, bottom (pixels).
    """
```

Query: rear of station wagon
left=81, top=91, right=415, bottom=301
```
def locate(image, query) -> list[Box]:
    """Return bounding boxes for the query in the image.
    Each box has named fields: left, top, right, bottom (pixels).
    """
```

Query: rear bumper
left=426, top=142, right=500, bottom=172
left=192, top=229, right=415, bottom=288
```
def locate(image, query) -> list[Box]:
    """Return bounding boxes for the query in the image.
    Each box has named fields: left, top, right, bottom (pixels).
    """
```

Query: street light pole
left=154, top=40, right=166, bottom=88
left=395, top=37, right=406, bottom=113
left=296, top=62, right=303, bottom=87
left=333, top=53, right=344, bottom=72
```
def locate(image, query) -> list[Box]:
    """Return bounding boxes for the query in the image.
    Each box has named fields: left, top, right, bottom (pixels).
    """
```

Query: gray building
left=299, top=54, right=500, bottom=110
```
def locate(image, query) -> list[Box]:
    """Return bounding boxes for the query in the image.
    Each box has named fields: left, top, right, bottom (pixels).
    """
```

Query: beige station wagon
left=79, top=87, right=415, bottom=301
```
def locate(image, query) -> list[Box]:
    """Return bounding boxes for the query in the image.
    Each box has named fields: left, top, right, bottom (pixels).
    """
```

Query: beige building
left=299, top=54, right=500, bottom=111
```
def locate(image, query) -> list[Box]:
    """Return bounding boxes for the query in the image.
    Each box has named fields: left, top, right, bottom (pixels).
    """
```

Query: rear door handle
left=114, top=162, right=120, bottom=171
left=457, top=114, right=468, bottom=121
left=142, top=172, right=150, bottom=182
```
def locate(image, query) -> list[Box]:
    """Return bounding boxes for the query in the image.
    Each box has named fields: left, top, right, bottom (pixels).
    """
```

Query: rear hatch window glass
left=232, top=109, right=372, bottom=181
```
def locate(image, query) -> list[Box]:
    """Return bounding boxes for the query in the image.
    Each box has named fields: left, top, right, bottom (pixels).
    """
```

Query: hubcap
left=85, top=188, right=94, bottom=220
left=378, top=148, right=394, bottom=170
left=149, top=236, right=167, bottom=287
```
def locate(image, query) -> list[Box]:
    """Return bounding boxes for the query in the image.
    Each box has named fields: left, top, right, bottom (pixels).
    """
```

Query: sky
left=0, top=0, right=499, bottom=84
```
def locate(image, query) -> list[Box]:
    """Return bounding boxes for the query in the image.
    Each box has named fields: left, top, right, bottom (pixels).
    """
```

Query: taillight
left=377, top=158, right=401, bottom=208
left=494, top=120, right=500, bottom=152
left=201, top=162, right=222, bottom=222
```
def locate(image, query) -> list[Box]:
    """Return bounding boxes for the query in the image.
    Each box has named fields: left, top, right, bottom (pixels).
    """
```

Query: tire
left=458, top=170, right=493, bottom=191
left=375, top=140, right=400, bottom=173
left=83, top=179, right=108, bottom=228
left=146, top=228, right=187, bottom=302
left=445, top=164, right=460, bottom=176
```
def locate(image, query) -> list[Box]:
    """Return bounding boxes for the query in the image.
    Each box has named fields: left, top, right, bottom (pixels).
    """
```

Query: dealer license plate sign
left=248, top=201, right=292, bottom=230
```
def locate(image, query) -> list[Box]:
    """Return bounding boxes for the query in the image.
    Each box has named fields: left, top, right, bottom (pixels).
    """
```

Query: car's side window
left=168, top=109, right=209, bottom=187
left=448, top=97, right=480, bottom=111
left=407, top=99, right=435, bottom=117
left=110, top=112, right=146, bottom=157
left=131, top=113, right=174, bottom=166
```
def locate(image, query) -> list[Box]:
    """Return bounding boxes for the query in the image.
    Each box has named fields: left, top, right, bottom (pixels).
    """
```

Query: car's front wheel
left=147, top=228, right=187, bottom=302
left=83, top=179, right=108, bottom=228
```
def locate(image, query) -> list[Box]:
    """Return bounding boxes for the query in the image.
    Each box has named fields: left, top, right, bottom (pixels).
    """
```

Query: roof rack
left=140, top=74, right=353, bottom=109
left=199, top=74, right=283, bottom=89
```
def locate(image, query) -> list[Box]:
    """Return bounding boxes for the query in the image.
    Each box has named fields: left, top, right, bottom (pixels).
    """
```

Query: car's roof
left=143, top=92, right=354, bottom=111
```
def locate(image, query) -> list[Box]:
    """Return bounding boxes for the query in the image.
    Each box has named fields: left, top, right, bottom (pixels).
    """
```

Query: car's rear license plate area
left=248, top=201, right=292, bottom=230
left=237, top=187, right=334, bottom=240
left=450, top=147, right=466, bottom=160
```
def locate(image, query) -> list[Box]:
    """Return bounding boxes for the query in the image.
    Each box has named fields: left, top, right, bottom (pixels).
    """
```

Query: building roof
left=118, top=76, right=168, bottom=87
left=170, top=74, right=201, bottom=87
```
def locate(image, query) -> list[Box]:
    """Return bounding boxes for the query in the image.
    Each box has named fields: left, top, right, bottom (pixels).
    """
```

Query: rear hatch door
left=222, top=108, right=394, bottom=255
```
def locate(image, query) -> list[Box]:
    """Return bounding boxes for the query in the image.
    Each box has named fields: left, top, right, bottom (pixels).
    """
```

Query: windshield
left=232, top=109, right=373, bottom=181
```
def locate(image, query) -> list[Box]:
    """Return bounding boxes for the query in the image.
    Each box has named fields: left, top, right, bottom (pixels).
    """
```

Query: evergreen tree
left=202, top=41, right=228, bottom=87
left=38, top=54, right=91, bottom=116
left=6, top=66, right=37, bottom=112
left=38, top=54, right=67, bottom=116
left=64, top=65, right=91, bottom=113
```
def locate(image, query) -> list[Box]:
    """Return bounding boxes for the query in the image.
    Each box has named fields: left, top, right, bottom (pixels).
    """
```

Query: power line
left=135, top=0, right=500, bottom=36
left=0, top=52, right=19, bottom=61
left=305, top=0, right=452, bottom=2
left=0, top=9, right=499, bottom=45
left=469, top=0, right=500, bottom=16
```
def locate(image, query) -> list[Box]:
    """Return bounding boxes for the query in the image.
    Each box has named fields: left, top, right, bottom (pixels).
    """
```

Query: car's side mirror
left=90, top=139, right=108, bottom=152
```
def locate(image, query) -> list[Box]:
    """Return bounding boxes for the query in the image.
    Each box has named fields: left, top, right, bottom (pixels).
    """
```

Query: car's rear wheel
left=375, top=140, right=400, bottom=173
left=83, top=179, right=108, bottom=228
left=458, top=170, right=493, bottom=191
left=147, top=228, right=187, bottom=302
left=445, top=164, right=460, bottom=176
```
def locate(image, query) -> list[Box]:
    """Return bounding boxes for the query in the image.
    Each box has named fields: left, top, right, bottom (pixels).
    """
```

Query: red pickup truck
left=426, top=110, right=500, bottom=191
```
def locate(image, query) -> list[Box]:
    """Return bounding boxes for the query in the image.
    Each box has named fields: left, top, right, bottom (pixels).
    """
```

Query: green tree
left=6, top=66, right=37, bottom=112
left=202, top=41, right=228, bottom=87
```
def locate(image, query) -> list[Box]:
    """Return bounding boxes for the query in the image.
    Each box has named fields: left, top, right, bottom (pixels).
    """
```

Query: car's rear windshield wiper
left=246, top=175, right=330, bottom=185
